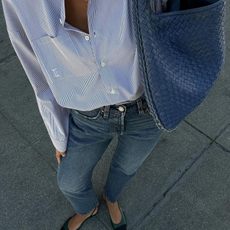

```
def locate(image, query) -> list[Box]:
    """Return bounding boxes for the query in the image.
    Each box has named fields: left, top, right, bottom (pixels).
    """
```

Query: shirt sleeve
left=2, top=0, right=70, bottom=152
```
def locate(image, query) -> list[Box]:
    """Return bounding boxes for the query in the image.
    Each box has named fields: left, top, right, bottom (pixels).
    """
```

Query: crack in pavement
left=134, top=120, right=230, bottom=229
left=133, top=140, right=212, bottom=230
left=184, top=120, right=230, bottom=152
left=0, top=53, right=16, bottom=65
left=0, top=110, right=57, bottom=173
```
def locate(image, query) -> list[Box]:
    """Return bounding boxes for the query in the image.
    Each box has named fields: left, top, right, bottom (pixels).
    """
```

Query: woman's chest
left=65, top=0, right=89, bottom=34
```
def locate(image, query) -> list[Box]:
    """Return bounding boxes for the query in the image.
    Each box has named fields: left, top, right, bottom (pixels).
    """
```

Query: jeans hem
left=104, top=189, right=117, bottom=204
left=73, top=201, right=99, bottom=216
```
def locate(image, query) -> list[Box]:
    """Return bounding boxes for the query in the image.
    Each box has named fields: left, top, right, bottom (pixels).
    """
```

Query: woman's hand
left=56, top=149, right=66, bottom=164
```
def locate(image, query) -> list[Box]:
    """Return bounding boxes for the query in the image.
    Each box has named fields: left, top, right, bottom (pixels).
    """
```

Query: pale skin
left=56, top=0, right=122, bottom=229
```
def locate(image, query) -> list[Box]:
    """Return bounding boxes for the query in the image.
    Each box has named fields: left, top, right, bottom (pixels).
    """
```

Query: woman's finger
left=56, top=154, right=61, bottom=164
left=56, top=149, right=66, bottom=163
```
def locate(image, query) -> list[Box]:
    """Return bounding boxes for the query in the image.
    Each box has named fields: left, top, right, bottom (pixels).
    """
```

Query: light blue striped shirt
left=2, top=0, right=161, bottom=152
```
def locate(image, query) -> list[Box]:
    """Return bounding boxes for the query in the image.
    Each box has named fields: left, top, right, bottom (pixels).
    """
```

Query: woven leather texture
left=132, top=0, right=226, bottom=131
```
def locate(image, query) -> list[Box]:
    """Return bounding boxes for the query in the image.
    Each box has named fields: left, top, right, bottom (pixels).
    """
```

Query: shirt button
left=101, top=61, right=106, bottom=67
left=59, top=18, right=63, bottom=24
left=118, top=106, right=125, bottom=112
left=85, top=36, right=90, bottom=41
left=111, top=89, right=116, bottom=94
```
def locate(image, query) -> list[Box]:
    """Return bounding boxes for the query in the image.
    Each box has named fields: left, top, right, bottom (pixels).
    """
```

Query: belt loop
left=102, top=106, right=110, bottom=119
left=120, top=106, right=127, bottom=135
left=137, top=98, right=144, bottom=115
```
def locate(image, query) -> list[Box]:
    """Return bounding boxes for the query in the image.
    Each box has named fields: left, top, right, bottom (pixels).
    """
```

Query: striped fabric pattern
left=1, top=0, right=161, bottom=151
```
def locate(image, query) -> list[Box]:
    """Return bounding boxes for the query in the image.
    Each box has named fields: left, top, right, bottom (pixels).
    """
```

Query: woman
left=2, top=0, right=163, bottom=229
left=2, top=0, right=226, bottom=229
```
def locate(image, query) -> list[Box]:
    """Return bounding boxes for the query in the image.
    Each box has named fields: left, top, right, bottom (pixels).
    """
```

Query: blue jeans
left=57, top=97, right=162, bottom=215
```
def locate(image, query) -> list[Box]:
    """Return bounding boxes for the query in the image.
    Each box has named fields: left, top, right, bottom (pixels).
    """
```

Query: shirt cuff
left=51, top=138, right=67, bottom=153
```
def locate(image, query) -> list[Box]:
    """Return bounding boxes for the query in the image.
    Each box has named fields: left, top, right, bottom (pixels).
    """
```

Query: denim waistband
left=100, top=95, right=148, bottom=119
left=71, top=95, right=149, bottom=121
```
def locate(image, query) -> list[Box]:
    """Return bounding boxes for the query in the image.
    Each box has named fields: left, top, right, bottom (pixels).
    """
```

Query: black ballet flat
left=61, top=206, right=98, bottom=230
left=110, top=207, right=127, bottom=230
left=103, top=193, right=127, bottom=230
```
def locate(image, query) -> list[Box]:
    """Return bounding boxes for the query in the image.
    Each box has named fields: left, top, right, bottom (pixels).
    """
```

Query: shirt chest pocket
left=31, top=33, right=93, bottom=84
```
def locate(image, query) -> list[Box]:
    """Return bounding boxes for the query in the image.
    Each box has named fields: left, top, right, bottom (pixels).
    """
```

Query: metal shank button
left=118, top=106, right=125, bottom=112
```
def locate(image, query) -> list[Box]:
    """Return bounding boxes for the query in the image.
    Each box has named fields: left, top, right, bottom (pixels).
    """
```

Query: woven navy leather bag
left=132, top=0, right=226, bottom=131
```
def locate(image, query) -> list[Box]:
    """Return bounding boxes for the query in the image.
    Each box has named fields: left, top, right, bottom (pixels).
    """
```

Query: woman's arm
left=2, top=0, right=70, bottom=153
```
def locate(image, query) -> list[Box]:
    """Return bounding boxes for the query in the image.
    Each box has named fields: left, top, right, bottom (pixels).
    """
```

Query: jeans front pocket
left=72, top=108, right=102, bottom=120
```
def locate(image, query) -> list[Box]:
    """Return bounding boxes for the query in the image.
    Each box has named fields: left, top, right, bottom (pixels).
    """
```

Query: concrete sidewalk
left=0, top=2, right=230, bottom=230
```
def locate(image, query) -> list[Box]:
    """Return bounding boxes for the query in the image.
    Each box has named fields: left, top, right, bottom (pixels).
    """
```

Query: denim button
left=118, top=106, right=125, bottom=112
